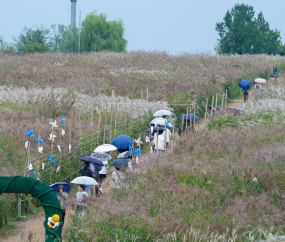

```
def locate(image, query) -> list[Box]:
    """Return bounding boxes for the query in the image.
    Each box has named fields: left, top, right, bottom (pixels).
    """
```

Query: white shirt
left=99, top=160, right=109, bottom=174
left=154, top=134, right=165, bottom=150
left=165, top=129, right=171, bottom=142
left=76, top=191, right=88, bottom=206
left=112, top=170, right=125, bottom=189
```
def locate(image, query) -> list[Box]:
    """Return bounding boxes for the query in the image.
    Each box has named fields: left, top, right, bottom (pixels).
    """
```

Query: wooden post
left=139, top=134, right=141, bottom=150
left=147, top=86, right=149, bottom=107
left=211, top=96, right=214, bottom=118
left=225, top=89, right=228, bottom=109
left=148, top=130, right=151, bottom=152
left=97, top=106, right=102, bottom=145
left=141, top=89, right=143, bottom=123
left=79, top=111, right=82, bottom=156
left=221, top=92, right=225, bottom=110
left=69, top=118, right=72, bottom=167
left=37, top=131, right=40, bottom=179
left=125, top=94, right=127, bottom=133
left=114, top=97, right=117, bottom=137
left=103, top=105, right=107, bottom=144
left=164, top=120, right=167, bottom=150
left=189, top=110, right=192, bottom=133
left=181, top=115, right=184, bottom=134
left=132, top=139, right=135, bottom=165
left=215, top=93, right=218, bottom=117
left=50, top=124, right=54, bottom=184
left=204, top=98, right=208, bottom=122
left=156, top=129, right=159, bottom=154
left=18, top=197, right=21, bottom=217
left=186, top=108, right=189, bottom=134
left=110, top=97, right=113, bottom=141
left=193, top=104, right=196, bottom=132
left=90, top=107, right=93, bottom=153
left=132, top=92, right=134, bottom=116
left=172, top=120, right=175, bottom=154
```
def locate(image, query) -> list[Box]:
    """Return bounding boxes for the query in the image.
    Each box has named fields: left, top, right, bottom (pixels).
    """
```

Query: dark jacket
left=89, top=163, right=102, bottom=180
left=80, top=168, right=92, bottom=177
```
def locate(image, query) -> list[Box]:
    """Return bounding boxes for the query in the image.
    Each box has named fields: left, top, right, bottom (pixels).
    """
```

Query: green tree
left=13, top=26, right=51, bottom=54
left=59, top=11, right=127, bottom=53
left=215, top=4, right=281, bottom=55
left=0, top=37, right=15, bottom=54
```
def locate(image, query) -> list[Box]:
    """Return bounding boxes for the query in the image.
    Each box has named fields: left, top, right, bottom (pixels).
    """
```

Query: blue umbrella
left=112, top=158, right=130, bottom=168
left=238, top=80, right=251, bottom=89
left=79, top=156, right=104, bottom=166
left=91, top=152, right=112, bottom=161
left=111, top=135, right=133, bottom=150
left=180, top=114, right=199, bottom=121
left=50, top=182, right=71, bottom=193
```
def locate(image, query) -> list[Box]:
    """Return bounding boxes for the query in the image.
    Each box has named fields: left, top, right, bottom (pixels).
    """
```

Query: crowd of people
left=54, top=112, right=173, bottom=217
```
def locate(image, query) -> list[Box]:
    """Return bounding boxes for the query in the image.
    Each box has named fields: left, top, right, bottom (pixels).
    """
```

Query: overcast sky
left=0, top=0, right=284, bottom=54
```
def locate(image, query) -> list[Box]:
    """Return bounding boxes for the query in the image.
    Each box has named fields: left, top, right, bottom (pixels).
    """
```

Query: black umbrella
left=112, top=158, right=130, bottom=168
left=79, top=156, right=104, bottom=166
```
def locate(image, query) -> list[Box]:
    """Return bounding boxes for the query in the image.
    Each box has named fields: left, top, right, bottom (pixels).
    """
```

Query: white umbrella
left=150, top=118, right=173, bottom=128
left=94, top=144, right=117, bottom=152
left=71, top=176, right=98, bottom=185
left=153, top=110, right=172, bottom=117
left=255, top=78, right=266, bottom=84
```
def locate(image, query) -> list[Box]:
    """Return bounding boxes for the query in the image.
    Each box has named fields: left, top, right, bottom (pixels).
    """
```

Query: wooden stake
left=193, top=104, right=196, bottom=132
left=172, top=120, right=175, bottom=154
left=50, top=125, right=54, bottom=184
left=139, top=134, right=141, bottom=150
left=221, top=92, right=225, bottom=110
left=132, top=92, right=134, bottom=116
left=186, top=108, right=189, bottom=134
left=181, top=115, right=184, bottom=134
left=204, top=98, right=208, bottom=122
left=225, top=89, right=228, bottom=109
left=211, top=96, right=214, bottom=118
left=164, top=120, right=167, bottom=150
left=132, top=139, right=135, bottom=165
left=103, top=105, right=107, bottom=144
left=37, top=131, right=40, bottom=179
left=69, top=118, right=72, bottom=167
left=114, top=97, right=117, bottom=137
left=97, top=106, right=102, bottom=145
left=90, top=107, right=93, bottom=153
left=79, top=111, right=82, bottom=156
left=215, top=93, right=218, bottom=117
left=141, top=89, right=143, bottom=123
left=125, top=94, right=127, bottom=133
left=147, top=86, right=149, bottom=107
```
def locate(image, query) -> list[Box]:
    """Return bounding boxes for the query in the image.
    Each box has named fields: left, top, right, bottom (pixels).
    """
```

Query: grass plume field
left=64, top=125, right=285, bottom=241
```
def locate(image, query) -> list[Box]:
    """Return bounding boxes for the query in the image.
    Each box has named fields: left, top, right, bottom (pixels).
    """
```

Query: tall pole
left=70, top=0, right=77, bottom=29
left=78, top=11, right=81, bottom=54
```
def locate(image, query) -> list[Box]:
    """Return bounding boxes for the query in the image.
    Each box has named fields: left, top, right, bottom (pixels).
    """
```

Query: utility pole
left=78, top=11, right=81, bottom=54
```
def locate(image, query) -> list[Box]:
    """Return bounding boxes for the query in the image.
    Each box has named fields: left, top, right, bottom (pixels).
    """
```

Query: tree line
left=0, top=11, right=127, bottom=55
left=215, top=3, right=284, bottom=55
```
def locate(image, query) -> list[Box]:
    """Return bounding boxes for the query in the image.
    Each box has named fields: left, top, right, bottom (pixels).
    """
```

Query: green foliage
left=207, top=114, right=240, bottom=130
left=166, top=92, right=190, bottom=118
left=216, top=4, right=281, bottom=54
left=13, top=26, right=51, bottom=54
left=60, top=11, right=127, bottom=53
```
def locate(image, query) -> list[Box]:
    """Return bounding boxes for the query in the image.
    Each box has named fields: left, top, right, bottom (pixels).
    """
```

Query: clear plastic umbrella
left=94, top=144, right=117, bottom=152
left=153, top=110, right=172, bottom=117
left=255, top=78, right=266, bottom=84
left=150, top=118, right=173, bottom=127
left=71, top=176, right=98, bottom=185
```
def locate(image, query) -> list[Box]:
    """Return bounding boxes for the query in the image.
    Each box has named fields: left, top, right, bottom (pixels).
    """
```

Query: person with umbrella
left=98, top=159, right=109, bottom=194
left=56, top=185, right=68, bottom=225
left=154, top=129, right=165, bottom=153
left=80, top=162, right=93, bottom=194
left=89, top=162, right=102, bottom=197
left=75, top=184, right=88, bottom=212
left=238, top=80, right=251, bottom=103
left=112, top=166, right=126, bottom=190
